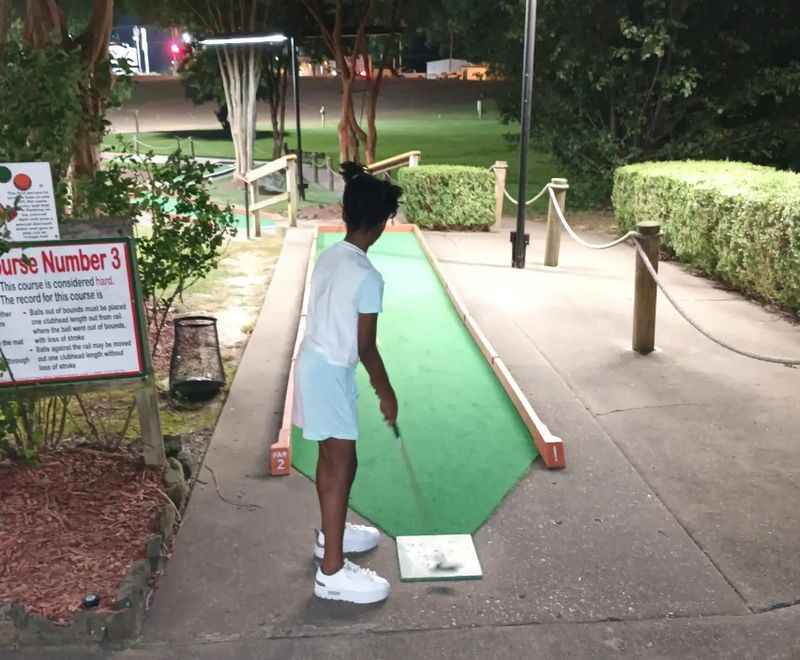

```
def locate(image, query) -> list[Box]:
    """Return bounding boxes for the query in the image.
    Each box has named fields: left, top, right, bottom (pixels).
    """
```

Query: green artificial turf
left=107, top=115, right=557, bottom=213
left=291, top=231, right=538, bottom=537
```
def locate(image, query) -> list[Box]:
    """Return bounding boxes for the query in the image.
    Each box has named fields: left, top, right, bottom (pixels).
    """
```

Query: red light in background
left=168, top=41, right=188, bottom=64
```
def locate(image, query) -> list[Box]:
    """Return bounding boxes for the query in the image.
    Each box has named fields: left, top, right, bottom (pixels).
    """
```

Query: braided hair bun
left=340, top=161, right=368, bottom=184
left=339, top=161, right=402, bottom=232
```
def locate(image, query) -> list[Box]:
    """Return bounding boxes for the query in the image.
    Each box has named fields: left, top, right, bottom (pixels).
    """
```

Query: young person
left=293, top=162, right=402, bottom=604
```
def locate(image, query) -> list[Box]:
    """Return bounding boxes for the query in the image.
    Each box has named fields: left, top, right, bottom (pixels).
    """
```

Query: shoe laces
left=344, top=559, right=378, bottom=580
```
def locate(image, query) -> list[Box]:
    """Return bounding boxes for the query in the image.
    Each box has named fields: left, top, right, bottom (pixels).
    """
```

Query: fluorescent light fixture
left=199, top=34, right=287, bottom=47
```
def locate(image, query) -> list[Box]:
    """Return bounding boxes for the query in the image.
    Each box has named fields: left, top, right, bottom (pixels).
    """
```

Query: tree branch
left=23, top=0, right=65, bottom=47
left=301, top=0, right=337, bottom=62
left=82, top=0, right=114, bottom=69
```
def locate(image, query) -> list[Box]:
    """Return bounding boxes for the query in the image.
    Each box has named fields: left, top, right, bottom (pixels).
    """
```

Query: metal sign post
left=290, top=37, right=306, bottom=201
left=512, top=0, right=539, bottom=269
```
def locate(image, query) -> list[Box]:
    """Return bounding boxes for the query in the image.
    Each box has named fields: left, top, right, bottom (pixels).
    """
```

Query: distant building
left=299, top=54, right=372, bottom=78
left=426, top=58, right=471, bottom=79
left=425, top=59, right=493, bottom=80
left=109, top=24, right=185, bottom=75
left=461, top=65, right=490, bottom=81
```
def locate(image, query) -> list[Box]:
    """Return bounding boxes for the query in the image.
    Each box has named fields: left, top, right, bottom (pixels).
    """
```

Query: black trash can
left=169, top=315, right=225, bottom=402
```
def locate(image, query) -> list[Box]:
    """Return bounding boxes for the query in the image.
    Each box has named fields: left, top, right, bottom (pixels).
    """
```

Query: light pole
left=289, top=37, right=305, bottom=200
left=512, top=0, right=539, bottom=269
left=199, top=33, right=306, bottom=199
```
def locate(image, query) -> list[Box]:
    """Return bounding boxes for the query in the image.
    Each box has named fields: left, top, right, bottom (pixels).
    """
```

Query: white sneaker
left=313, top=523, right=380, bottom=560
left=314, top=559, right=390, bottom=604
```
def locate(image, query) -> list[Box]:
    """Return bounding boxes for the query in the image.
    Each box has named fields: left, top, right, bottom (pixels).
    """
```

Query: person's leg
left=316, top=438, right=357, bottom=574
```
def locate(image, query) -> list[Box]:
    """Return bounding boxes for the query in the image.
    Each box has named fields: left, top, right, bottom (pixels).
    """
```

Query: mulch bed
left=0, top=450, right=164, bottom=624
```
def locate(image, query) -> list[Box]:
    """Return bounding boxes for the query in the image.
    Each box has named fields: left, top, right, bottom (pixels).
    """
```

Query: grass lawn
left=106, top=110, right=559, bottom=214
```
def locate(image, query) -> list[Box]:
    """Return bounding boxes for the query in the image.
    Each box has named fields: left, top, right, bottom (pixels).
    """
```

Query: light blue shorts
left=292, top=346, right=359, bottom=441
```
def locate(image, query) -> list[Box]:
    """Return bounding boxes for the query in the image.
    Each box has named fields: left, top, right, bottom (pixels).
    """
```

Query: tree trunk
left=347, top=97, right=367, bottom=163
left=365, top=90, right=379, bottom=164
left=304, top=0, right=376, bottom=164
left=270, top=105, right=282, bottom=160
left=23, top=0, right=64, bottom=47
left=364, top=30, right=397, bottom=164
left=362, top=2, right=399, bottom=164
left=73, top=0, right=113, bottom=181
left=218, top=45, right=262, bottom=177
left=268, top=61, right=288, bottom=160
left=0, top=0, right=12, bottom=46
left=338, top=76, right=354, bottom=162
left=23, top=0, right=112, bottom=184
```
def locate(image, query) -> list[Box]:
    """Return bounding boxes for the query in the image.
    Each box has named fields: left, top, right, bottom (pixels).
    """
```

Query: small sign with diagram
left=0, top=162, right=60, bottom=242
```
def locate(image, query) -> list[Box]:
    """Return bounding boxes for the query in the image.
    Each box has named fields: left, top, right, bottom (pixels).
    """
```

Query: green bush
left=398, top=165, right=495, bottom=230
left=0, top=44, right=83, bottom=214
left=613, top=161, right=800, bottom=310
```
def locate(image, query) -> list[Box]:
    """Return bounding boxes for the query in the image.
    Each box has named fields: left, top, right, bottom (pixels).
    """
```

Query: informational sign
left=0, top=239, right=147, bottom=387
left=0, top=162, right=60, bottom=242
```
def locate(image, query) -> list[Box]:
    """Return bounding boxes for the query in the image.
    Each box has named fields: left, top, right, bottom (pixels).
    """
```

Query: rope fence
left=131, top=137, right=174, bottom=154
left=633, top=241, right=800, bottom=367
left=503, top=184, right=550, bottom=207
left=503, top=174, right=799, bottom=368
left=547, top=186, right=639, bottom=250
left=489, top=163, right=550, bottom=207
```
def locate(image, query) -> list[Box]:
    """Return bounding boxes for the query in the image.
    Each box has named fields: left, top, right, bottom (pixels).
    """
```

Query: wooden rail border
left=269, top=223, right=565, bottom=475
left=268, top=226, right=318, bottom=476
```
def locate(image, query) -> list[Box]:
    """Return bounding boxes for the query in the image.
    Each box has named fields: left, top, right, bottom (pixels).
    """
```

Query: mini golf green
left=292, top=231, right=538, bottom=537
left=162, top=197, right=275, bottom=234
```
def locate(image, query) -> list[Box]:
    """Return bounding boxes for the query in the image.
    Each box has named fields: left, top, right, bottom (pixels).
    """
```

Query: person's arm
left=358, top=313, right=397, bottom=424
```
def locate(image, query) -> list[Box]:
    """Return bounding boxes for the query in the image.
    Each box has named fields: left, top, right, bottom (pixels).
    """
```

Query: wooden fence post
left=492, top=161, right=508, bottom=230
left=544, top=178, right=569, bottom=267
left=326, top=156, right=334, bottom=191
left=137, top=380, right=165, bottom=467
left=313, top=153, right=320, bottom=184
left=134, top=110, right=141, bottom=156
left=243, top=176, right=251, bottom=240
left=287, top=155, right=298, bottom=227
left=252, top=182, right=262, bottom=238
left=633, top=221, right=661, bottom=354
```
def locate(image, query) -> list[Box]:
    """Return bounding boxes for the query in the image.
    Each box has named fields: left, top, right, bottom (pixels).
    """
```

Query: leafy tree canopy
left=445, top=0, right=800, bottom=204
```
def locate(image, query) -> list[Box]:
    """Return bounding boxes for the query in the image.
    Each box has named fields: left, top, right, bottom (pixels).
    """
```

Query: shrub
left=134, top=151, right=238, bottom=354
left=398, top=165, right=494, bottom=230
left=613, top=161, right=800, bottom=310
left=0, top=44, right=83, bottom=214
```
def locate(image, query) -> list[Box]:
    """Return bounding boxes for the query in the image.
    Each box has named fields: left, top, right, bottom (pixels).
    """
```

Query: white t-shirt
left=303, top=240, right=384, bottom=368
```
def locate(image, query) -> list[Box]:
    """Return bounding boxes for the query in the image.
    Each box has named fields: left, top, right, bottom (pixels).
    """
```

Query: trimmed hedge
left=398, top=165, right=494, bottom=230
left=613, top=161, right=800, bottom=310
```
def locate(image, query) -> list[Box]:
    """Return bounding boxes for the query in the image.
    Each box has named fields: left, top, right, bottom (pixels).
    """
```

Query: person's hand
left=379, top=389, right=398, bottom=426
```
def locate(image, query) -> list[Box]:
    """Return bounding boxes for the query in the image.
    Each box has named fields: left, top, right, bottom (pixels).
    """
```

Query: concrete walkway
left=8, top=220, right=800, bottom=660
